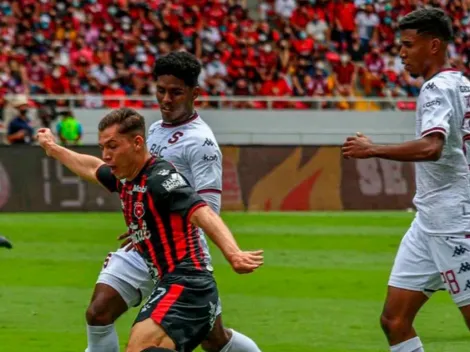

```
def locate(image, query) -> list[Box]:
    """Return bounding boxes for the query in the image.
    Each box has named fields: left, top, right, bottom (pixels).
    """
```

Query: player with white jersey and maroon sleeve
left=84, top=52, right=262, bottom=352
left=342, top=8, right=470, bottom=352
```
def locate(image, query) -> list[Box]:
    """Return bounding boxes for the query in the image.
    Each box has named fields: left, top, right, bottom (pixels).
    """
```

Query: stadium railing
left=3, top=94, right=418, bottom=111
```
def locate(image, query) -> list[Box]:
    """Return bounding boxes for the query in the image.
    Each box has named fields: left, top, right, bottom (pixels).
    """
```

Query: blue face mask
left=384, top=17, right=392, bottom=25
left=40, top=21, right=50, bottom=29
left=1, top=2, right=12, bottom=16
left=299, top=32, right=307, bottom=40
left=108, top=7, right=117, bottom=16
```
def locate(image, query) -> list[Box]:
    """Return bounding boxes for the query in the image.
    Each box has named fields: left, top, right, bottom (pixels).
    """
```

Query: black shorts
left=134, top=270, right=219, bottom=352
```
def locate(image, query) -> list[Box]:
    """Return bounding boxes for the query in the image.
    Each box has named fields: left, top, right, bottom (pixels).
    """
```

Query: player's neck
left=423, top=59, right=451, bottom=81
left=163, top=110, right=195, bottom=126
left=125, top=152, right=152, bottom=181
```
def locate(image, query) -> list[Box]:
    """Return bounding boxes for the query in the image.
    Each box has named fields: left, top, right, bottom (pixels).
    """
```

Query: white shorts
left=96, top=248, right=223, bottom=315
left=389, top=220, right=470, bottom=307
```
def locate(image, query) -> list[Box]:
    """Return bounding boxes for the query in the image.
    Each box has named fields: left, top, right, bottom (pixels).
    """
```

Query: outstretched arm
left=342, top=132, right=445, bottom=162
left=37, top=128, right=104, bottom=183
left=190, top=205, right=263, bottom=274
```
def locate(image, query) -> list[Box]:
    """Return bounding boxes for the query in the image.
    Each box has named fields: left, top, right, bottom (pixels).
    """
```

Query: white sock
left=220, top=329, right=261, bottom=352
left=390, top=336, right=424, bottom=352
left=86, top=324, right=120, bottom=352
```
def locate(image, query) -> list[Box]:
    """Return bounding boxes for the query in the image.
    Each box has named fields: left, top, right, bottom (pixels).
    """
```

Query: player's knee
left=380, top=314, right=411, bottom=336
left=200, top=329, right=231, bottom=352
left=86, top=301, right=115, bottom=326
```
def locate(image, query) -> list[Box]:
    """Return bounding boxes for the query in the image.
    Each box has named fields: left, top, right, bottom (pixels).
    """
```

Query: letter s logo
left=168, top=131, right=184, bottom=144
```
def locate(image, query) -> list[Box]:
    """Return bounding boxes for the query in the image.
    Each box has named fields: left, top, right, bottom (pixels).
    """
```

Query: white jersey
left=146, top=112, right=222, bottom=268
left=147, top=112, right=222, bottom=196
left=413, top=69, right=470, bottom=235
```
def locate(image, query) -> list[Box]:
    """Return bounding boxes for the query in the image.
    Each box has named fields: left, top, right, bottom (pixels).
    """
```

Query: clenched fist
left=36, top=128, right=57, bottom=155
left=228, top=250, right=264, bottom=274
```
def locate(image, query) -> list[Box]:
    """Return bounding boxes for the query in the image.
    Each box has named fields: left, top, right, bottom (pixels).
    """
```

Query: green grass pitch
left=0, top=212, right=468, bottom=352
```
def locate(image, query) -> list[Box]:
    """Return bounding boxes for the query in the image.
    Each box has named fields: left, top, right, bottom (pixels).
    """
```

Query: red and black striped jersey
left=96, top=157, right=208, bottom=279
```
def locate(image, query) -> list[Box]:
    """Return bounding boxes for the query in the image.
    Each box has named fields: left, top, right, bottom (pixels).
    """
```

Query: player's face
left=155, top=75, right=199, bottom=123
left=399, top=29, right=438, bottom=78
left=98, top=125, right=146, bottom=179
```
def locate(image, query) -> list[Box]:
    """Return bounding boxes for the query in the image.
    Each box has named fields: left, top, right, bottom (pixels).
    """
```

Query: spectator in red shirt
left=363, top=47, right=385, bottom=96
left=258, top=71, right=292, bottom=109
left=102, top=80, right=127, bottom=109
left=333, top=53, right=356, bottom=98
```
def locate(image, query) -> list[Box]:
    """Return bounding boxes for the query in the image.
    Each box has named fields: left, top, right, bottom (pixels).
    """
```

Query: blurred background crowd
left=0, top=0, right=468, bottom=116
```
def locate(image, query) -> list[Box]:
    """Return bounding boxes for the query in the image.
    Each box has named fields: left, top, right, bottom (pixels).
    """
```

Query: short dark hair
left=153, top=51, right=201, bottom=87
left=98, top=107, right=146, bottom=137
left=399, top=8, right=453, bottom=42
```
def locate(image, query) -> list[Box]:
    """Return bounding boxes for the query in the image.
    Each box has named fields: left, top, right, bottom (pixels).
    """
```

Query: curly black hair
left=399, top=7, right=453, bottom=42
left=153, top=51, right=201, bottom=87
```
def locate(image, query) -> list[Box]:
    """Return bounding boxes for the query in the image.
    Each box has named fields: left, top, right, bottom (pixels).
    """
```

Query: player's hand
left=117, top=232, right=134, bottom=252
left=228, top=250, right=264, bottom=274
left=36, top=128, right=57, bottom=155
left=342, top=132, right=374, bottom=159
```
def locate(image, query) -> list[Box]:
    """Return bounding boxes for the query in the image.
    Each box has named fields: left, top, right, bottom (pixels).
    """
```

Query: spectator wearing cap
left=7, top=96, right=34, bottom=145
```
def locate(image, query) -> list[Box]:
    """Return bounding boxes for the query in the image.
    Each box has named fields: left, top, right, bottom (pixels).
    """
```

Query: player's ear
left=192, top=86, right=200, bottom=101
left=430, top=37, right=441, bottom=55
left=133, top=134, right=145, bottom=151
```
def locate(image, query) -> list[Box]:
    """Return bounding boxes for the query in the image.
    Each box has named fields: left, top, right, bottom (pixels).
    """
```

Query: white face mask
left=340, top=55, right=350, bottom=64
left=111, top=83, right=120, bottom=90
left=52, top=70, right=61, bottom=78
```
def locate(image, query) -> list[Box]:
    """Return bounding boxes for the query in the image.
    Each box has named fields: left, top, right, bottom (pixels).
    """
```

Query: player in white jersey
left=84, top=52, right=261, bottom=352
left=342, top=8, right=470, bottom=352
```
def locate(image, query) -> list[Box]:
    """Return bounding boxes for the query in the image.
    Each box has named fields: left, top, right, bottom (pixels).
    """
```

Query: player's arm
left=342, top=86, right=451, bottom=162
left=37, top=128, right=104, bottom=183
left=189, top=205, right=263, bottom=274
left=149, top=169, right=263, bottom=274
left=185, top=134, right=223, bottom=213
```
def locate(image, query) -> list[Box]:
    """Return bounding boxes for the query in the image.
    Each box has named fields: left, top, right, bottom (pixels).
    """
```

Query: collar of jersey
left=161, top=111, right=199, bottom=128
left=424, top=67, right=460, bottom=83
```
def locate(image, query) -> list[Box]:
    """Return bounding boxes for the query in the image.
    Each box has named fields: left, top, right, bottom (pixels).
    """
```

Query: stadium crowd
left=0, top=0, right=469, bottom=113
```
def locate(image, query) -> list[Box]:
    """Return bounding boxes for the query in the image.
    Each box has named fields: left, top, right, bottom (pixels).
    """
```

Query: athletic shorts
left=389, top=220, right=470, bottom=307
left=134, top=270, right=219, bottom=352
left=96, top=248, right=223, bottom=315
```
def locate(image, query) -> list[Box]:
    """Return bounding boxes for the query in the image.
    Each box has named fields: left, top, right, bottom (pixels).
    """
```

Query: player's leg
left=428, top=236, right=470, bottom=330
left=201, top=299, right=261, bottom=352
left=128, top=273, right=219, bottom=352
left=381, top=222, right=443, bottom=351
left=86, top=250, right=154, bottom=352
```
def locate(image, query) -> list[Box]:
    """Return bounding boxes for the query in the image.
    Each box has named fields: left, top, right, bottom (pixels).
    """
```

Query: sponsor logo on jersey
left=132, top=185, right=147, bottom=193
left=202, top=138, right=215, bottom=147
left=460, top=86, right=470, bottom=93
left=452, top=245, right=469, bottom=257
left=157, top=169, right=170, bottom=176
left=134, top=201, right=145, bottom=218
left=423, top=99, right=441, bottom=108
left=423, top=82, right=436, bottom=91
left=162, top=173, right=187, bottom=192
left=458, top=262, right=470, bottom=274
left=129, top=221, right=151, bottom=242
left=150, top=144, right=167, bottom=158
left=203, top=154, right=218, bottom=162
left=168, top=131, right=184, bottom=144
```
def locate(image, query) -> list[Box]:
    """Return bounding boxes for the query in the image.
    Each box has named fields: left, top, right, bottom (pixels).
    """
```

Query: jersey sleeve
left=148, top=168, right=207, bottom=219
left=184, top=133, right=223, bottom=194
left=419, top=84, right=453, bottom=138
left=95, top=164, right=120, bottom=193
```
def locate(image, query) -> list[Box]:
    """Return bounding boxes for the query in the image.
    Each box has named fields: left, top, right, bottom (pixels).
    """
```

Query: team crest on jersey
left=134, top=202, right=145, bottom=219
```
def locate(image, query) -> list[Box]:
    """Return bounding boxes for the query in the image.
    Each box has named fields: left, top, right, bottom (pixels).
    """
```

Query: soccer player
left=0, top=235, right=12, bottom=249
left=342, top=8, right=470, bottom=352
left=84, top=52, right=262, bottom=352
left=36, top=108, right=263, bottom=352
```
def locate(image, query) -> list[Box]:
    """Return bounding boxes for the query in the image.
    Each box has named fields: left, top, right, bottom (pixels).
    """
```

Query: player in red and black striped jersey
left=95, top=156, right=209, bottom=279
left=37, top=108, right=263, bottom=352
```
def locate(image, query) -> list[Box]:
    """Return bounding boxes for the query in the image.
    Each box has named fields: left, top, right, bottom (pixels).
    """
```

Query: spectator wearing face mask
left=103, top=80, right=126, bottom=109
left=6, top=96, right=35, bottom=145
left=333, top=53, right=356, bottom=99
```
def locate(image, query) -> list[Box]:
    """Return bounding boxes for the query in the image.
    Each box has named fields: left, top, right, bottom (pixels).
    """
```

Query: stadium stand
left=0, top=0, right=468, bottom=116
